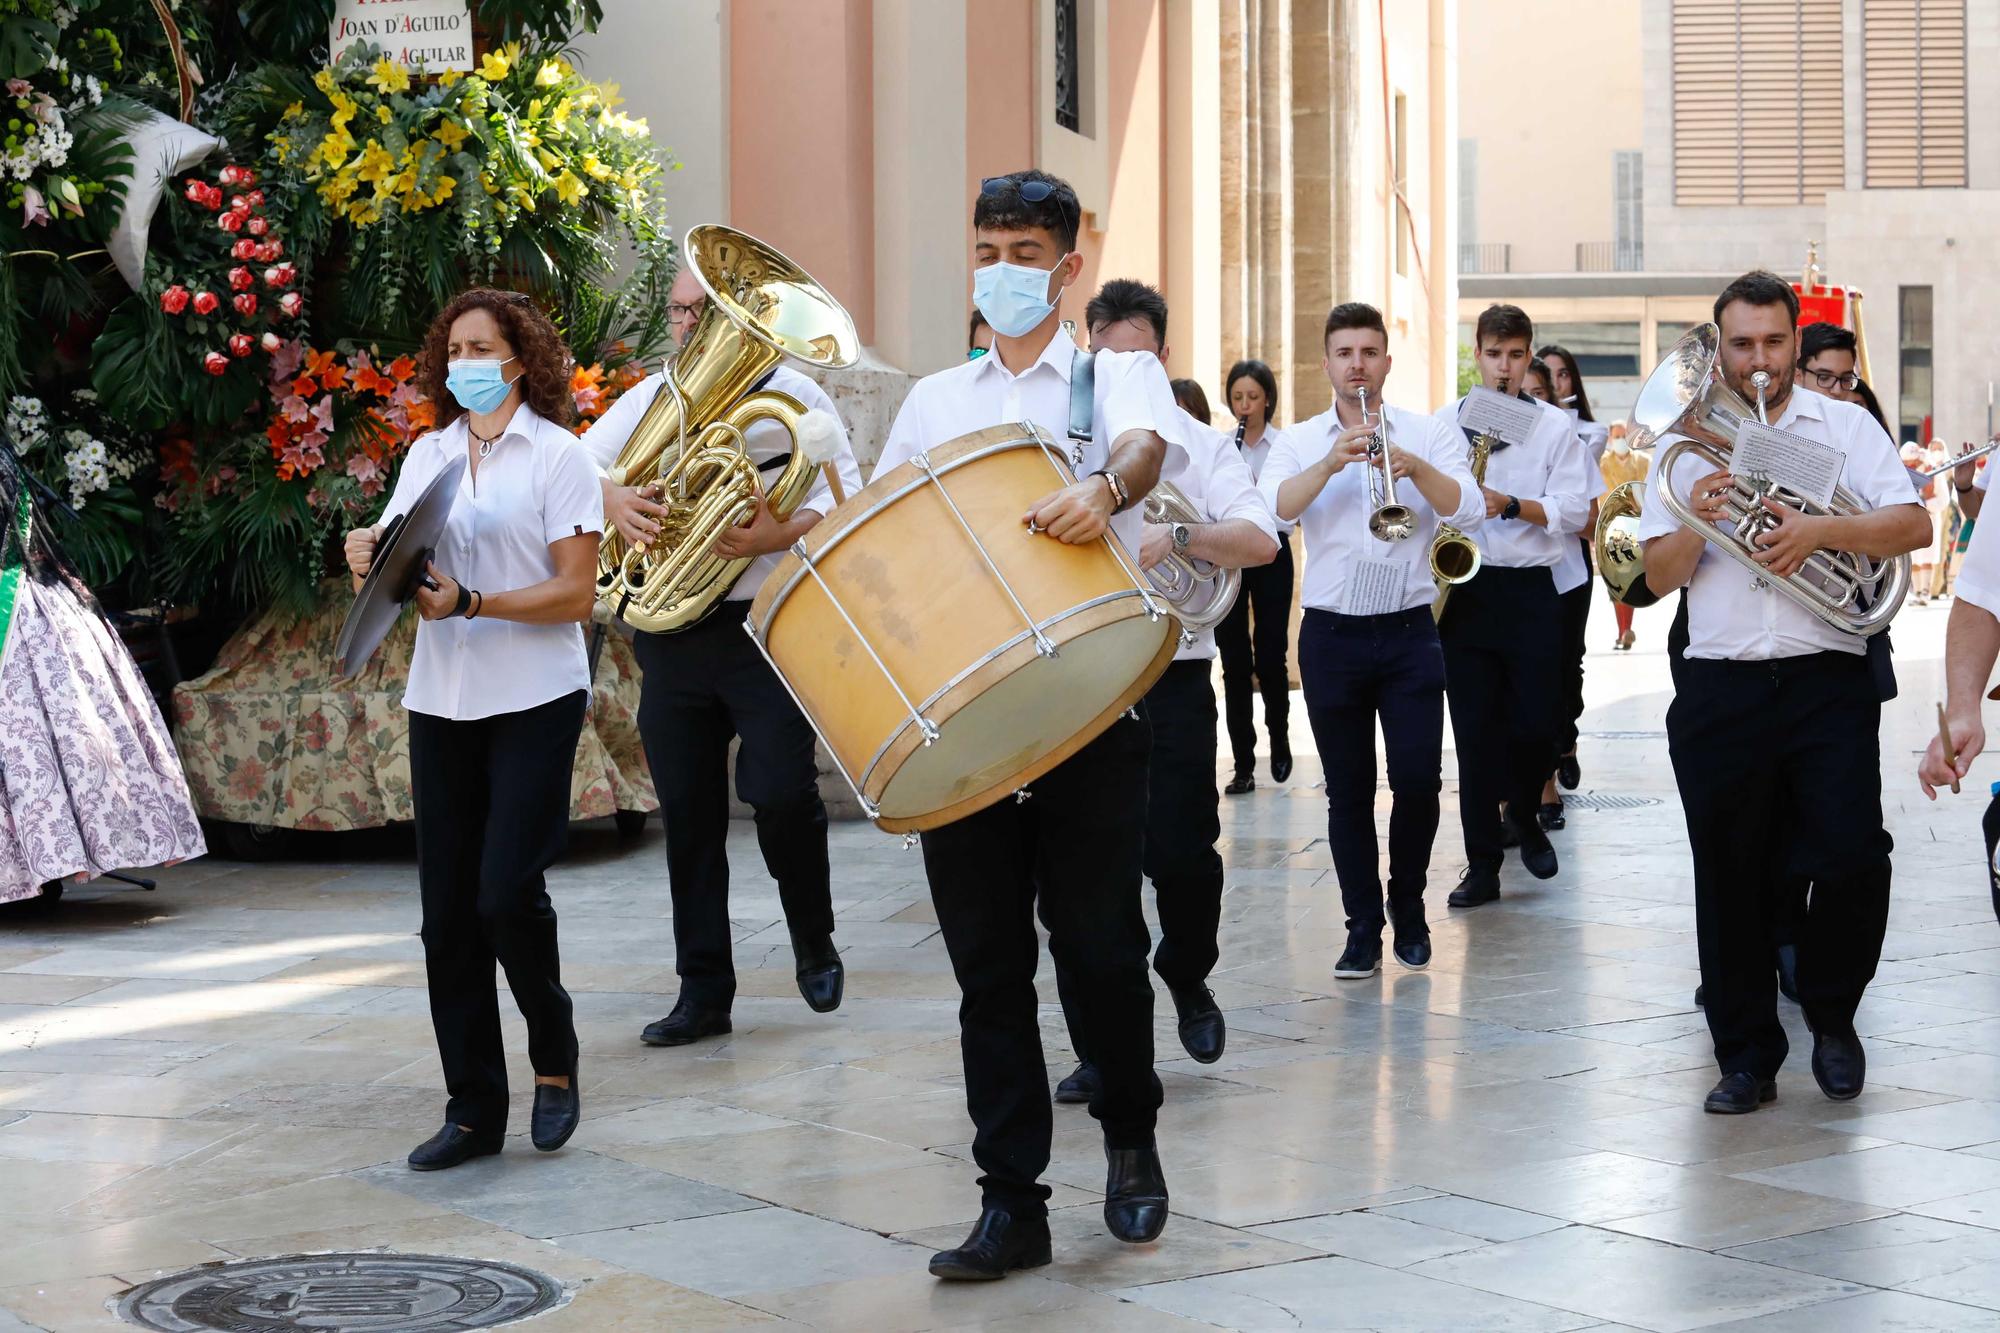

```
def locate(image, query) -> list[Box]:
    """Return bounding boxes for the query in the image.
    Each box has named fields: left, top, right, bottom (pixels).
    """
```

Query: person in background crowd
left=1172, top=377, right=1213, bottom=426
left=1904, top=442, right=1936, bottom=603
left=969, top=309, right=994, bottom=359
left=1798, top=322, right=1891, bottom=436
left=1927, top=439, right=1958, bottom=601
left=1216, top=358, right=1295, bottom=794
left=1599, top=421, right=1649, bottom=650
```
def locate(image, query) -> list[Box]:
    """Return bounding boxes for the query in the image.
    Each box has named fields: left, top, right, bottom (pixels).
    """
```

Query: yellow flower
left=312, top=69, right=336, bottom=94
left=316, top=127, right=355, bottom=169
left=479, top=171, right=499, bottom=195
left=329, top=91, right=358, bottom=126
left=283, top=100, right=304, bottom=120
left=528, top=97, right=544, bottom=120
left=433, top=119, right=469, bottom=152
left=368, top=58, right=410, bottom=95
left=535, top=147, right=560, bottom=173
left=321, top=170, right=359, bottom=205
left=550, top=96, right=573, bottom=126
left=376, top=104, right=392, bottom=124
left=478, top=46, right=513, bottom=81
left=356, top=140, right=398, bottom=185
left=598, top=80, right=623, bottom=109
left=552, top=170, right=586, bottom=206
left=439, top=69, right=462, bottom=87
left=428, top=174, right=456, bottom=205
left=535, top=58, right=568, bottom=88
left=582, top=153, right=613, bottom=181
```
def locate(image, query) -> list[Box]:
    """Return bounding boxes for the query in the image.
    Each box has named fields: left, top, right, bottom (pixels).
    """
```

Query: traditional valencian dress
left=0, top=436, right=204, bottom=903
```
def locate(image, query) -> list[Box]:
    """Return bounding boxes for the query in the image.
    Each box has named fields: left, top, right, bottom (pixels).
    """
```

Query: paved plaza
left=3, top=602, right=2000, bottom=1331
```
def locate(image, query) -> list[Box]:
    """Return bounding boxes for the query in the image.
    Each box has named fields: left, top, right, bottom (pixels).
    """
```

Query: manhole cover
left=1581, top=729, right=1668, bottom=740
left=1564, top=790, right=1662, bottom=811
left=115, top=1253, right=565, bottom=1331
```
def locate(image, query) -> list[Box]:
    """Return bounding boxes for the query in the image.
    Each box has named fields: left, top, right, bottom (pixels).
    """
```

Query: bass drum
left=747, top=424, right=1178, bottom=833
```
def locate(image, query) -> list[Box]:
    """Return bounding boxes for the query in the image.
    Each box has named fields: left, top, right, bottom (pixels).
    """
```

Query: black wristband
left=451, top=583, right=473, bottom=618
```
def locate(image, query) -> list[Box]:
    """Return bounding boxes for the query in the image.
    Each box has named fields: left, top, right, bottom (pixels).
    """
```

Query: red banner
left=1794, top=285, right=1849, bottom=330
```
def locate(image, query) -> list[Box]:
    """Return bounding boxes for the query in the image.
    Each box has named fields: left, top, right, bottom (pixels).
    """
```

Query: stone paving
left=3, top=600, right=2000, bottom=1331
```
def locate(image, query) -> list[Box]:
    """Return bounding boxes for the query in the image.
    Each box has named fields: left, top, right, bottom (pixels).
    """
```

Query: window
left=1900, top=285, right=1933, bottom=443
left=1864, top=0, right=1967, bottom=188
left=1394, top=93, right=1409, bottom=277
left=1614, top=151, right=1644, bottom=270
left=1657, top=320, right=1700, bottom=362
left=1458, top=138, right=1478, bottom=250
left=1671, top=0, right=1843, bottom=205
left=1054, top=0, right=1081, bottom=134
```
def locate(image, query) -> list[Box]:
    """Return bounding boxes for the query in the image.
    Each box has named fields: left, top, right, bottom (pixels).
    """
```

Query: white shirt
left=1551, top=415, right=1611, bottom=595
left=1261, top=401, right=1482, bottom=616
left=1159, top=406, right=1278, bottom=659
left=579, top=364, right=864, bottom=602
left=1955, top=493, right=2000, bottom=615
left=872, top=328, right=1190, bottom=558
left=1432, top=392, right=1601, bottom=575
left=1237, top=425, right=1296, bottom=534
left=1635, top=386, right=1917, bottom=660
left=381, top=404, right=604, bottom=721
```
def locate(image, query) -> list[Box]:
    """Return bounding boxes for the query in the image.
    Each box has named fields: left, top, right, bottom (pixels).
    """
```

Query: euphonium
left=1593, top=480, right=1660, bottom=607
left=1429, top=432, right=1490, bottom=622
left=595, top=224, right=859, bottom=633
left=1142, top=479, right=1240, bottom=644
left=1630, top=323, right=1907, bottom=636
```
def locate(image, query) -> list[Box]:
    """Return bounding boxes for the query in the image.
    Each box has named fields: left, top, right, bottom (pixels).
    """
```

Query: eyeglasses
left=1807, top=368, right=1862, bottom=392
left=979, top=175, right=1078, bottom=241
left=666, top=302, right=702, bottom=323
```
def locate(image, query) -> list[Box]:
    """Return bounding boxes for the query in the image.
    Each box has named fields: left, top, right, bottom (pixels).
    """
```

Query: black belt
left=1304, top=606, right=1431, bottom=630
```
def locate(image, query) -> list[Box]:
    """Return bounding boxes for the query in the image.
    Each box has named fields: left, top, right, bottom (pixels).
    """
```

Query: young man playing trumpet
left=1640, top=271, right=1928, bottom=1114
left=1432, top=305, right=1601, bottom=908
left=1050, top=279, right=1278, bottom=1104
left=1261, top=303, right=1481, bottom=978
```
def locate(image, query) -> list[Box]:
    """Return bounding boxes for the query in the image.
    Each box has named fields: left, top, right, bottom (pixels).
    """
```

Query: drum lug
left=1034, top=633, right=1059, bottom=658
left=1178, top=629, right=1196, bottom=649
left=1014, top=788, right=1032, bottom=804
left=1123, top=706, right=1140, bottom=722
left=918, top=718, right=940, bottom=745
left=901, top=832, right=919, bottom=850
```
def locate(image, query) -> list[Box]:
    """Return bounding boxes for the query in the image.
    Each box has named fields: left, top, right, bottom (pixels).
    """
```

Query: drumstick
left=1938, top=702, right=1962, bottom=794
left=822, top=465, right=847, bottom=507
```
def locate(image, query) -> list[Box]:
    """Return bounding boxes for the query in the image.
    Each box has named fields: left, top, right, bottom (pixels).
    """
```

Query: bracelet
left=1957, top=482, right=1975, bottom=494
left=450, top=583, right=473, bottom=618
left=468, top=590, right=483, bottom=620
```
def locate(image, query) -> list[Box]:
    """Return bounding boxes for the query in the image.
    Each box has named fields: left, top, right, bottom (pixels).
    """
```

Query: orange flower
left=320, top=362, right=349, bottom=391
left=292, top=375, right=319, bottom=398
left=388, top=355, right=417, bottom=383
left=571, top=363, right=602, bottom=391
left=159, top=436, right=198, bottom=487
left=266, top=419, right=291, bottom=449
left=303, top=347, right=338, bottom=379
left=405, top=397, right=436, bottom=431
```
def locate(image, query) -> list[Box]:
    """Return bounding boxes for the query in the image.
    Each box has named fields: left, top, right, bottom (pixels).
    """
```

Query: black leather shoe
left=1557, top=752, right=1581, bottom=791
left=1333, top=932, right=1381, bottom=979
left=1703, top=1071, right=1777, bottom=1115
left=793, top=931, right=844, bottom=1014
left=1104, top=1144, right=1169, bottom=1243
left=641, top=996, right=732, bottom=1047
left=1811, top=1023, right=1865, bottom=1101
left=1776, top=943, right=1801, bottom=1005
left=1537, top=801, right=1565, bottom=832
left=1393, top=934, right=1432, bottom=970
left=1518, top=828, right=1559, bottom=880
left=531, top=1072, right=580, bottom=1152
left=1448, top=866, right=1500, bottom=909
left=408, top=1123, right=504, bottom=1171
left=1054, top=1061, right=1100, bottom=1104
left=928, top=1206, right=1052, bottom=1280
left=1225, top=770, right=1255, bottom=796
left=1270, top=739, right=1293, bottom=784
left=1170, top=986, right=1226, bottom=1064
left=1694, top=984, right=1705, bottom=1007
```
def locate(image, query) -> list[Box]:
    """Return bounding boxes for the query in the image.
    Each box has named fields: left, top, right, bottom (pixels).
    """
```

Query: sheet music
left=1341, top=557, right=1406, bottom=617
left=1458, top=387, right=1541, bottom=448
left=1730, top=423, right=1844, bottom=510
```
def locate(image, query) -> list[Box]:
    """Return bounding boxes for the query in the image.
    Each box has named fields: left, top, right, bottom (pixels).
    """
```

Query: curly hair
left=416, top=288, right=576, bottom=431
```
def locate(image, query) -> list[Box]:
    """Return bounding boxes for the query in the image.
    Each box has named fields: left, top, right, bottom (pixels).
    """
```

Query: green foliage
left=1457, top=339, right=1478, bottom=398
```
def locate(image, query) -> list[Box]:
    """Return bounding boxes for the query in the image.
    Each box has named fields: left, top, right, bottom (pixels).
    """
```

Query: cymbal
left=334, top=454, right=466, bottom=678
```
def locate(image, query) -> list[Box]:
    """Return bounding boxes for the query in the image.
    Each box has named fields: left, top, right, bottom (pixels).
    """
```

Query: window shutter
left=1864, top=0, right=1967, bottom=188
left=1672, top=0, right=1844, bottom=205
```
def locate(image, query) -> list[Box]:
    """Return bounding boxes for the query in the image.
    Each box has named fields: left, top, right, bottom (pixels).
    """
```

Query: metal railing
left=1458, top=242, right=1512, bottom=275
left=1575, top=241, right=1645, bottom=272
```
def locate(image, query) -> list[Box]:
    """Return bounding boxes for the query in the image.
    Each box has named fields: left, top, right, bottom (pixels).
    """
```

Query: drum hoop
left=748, top=427, right=1060, bottom=641
left=854, top=586, right=1159, bottom=798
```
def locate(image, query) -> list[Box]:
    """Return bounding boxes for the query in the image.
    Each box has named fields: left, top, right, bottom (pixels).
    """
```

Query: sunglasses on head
left=979, top=176, right=1077, bottom=242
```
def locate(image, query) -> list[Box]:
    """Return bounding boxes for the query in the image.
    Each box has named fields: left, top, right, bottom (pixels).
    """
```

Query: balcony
left=1458, top=242, right=1512, bottom=275
left=1576, top=241, right=1645, bottom=272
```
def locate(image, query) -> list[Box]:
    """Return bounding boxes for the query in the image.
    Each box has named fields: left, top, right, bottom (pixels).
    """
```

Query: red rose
left=182, top=179, right=207, bottom=204
left=218, top=164, right=245, bottom=187
left=233, top=292, right=258, bottom=317
left=261, top=239, right=284, bottom=260
left=159, top=284, right=190, bottom=315
left=192, top=290, right=220, bottom=315
left=227, top=266, right=254, bottom=291
left=229, top=194, right=251, bottom=214
left=246, top=217, right=268, bottom=236
left=278, top=291, right=304, bottom=319
left=261, top=332, right=283, bottom=353
left=218, top=211, right=244, bottom=233
left=246, top=190, right=266, bottom=209
left=232, top=239, right=258, bottom=260
left=203, top=351, right=230, bottom=375
left=228, top=333, right=253, bottom=358
left=238, top=168, right=258, bottom=186
left=264, top=264, right=295, bottom=288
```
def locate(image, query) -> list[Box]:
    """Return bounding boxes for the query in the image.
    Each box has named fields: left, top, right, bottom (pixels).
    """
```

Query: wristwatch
left=1502, top=495, right=1521, bottom=521
left=1171, top=522, right=1192, bottom=552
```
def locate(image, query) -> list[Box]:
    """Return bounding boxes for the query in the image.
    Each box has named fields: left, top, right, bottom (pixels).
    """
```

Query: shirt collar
left=972, top=324, right=1080, bottom=386
left=1773, top=384, right=1829, bottom=429
left=444, top=402, right=543, bottom=452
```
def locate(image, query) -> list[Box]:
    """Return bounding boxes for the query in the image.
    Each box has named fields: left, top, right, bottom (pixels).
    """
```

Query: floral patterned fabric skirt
left=0, top=575, right=206, bottom=904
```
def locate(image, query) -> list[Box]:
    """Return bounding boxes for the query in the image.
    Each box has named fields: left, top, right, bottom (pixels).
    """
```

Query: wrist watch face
left=1172, top=523, right=1191, bottom=550
left=1503, top=497, right=1521, bottom=520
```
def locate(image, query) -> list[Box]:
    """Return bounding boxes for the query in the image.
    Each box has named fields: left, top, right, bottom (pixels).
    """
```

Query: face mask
left=972, top=255, right=1068, bottom=338
left=446, top=356, right=518, bottom=414
left=1611, top=436, right=1631, bottom=455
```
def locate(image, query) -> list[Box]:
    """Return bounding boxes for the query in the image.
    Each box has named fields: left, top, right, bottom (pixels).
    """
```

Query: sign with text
left=331, top=0, right=473, bottom=72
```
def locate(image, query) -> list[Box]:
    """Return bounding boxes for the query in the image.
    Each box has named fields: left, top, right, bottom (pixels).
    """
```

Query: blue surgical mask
left=446, top=356, right=518, bottom=414
left=972, top=255, right=1068, bottom=338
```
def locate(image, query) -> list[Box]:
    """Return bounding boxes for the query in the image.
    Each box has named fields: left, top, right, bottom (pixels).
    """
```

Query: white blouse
left=379, top=404, right=605, bottom=721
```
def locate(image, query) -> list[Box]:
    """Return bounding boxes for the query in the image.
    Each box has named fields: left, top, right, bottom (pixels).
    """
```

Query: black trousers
left=1217, top=529, right=1294, bottom=771
left=633, top=602, right=833, bottom=1010
left=1054, top=660, right=1223, bottom=1061
left=1439, top=565, right=1563, bottom=870
left=1557, top=538, right=1593, bottom=757
left=1668, top=651, right=1893, bottom=1078
left=410, top=690, right=587, bottom=1132
left=1301, top=607, right=1446, bottom=937
left=922, top=711, right=1163, bottom=1216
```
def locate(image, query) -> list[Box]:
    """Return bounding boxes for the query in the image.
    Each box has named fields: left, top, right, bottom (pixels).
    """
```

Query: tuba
left=1429, top=432, right=1490, bottom=622
left=595, top=224, right=859, bottom=633
left=1625, top=323, right=1907, bottom=636
left=1142, top=479, right=1240, bottom=644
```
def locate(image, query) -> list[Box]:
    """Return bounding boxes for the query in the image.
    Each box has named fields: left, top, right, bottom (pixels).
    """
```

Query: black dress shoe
left=1054, top=1061, right=1100, bottom=1104
left=408, top=1123, right=504, bottom=1171
left=1225, top=770, right=1255, bottom=796
left=1537, top=801, right=1566, bottom=832
left=929, top=1205, right=1052, bottom=1280
left=1694, top=984, right=1705, bottom=1007
left=1170, top=986, right=1226, bottom=1063
left=1333, top=932, right=1382, bottom=979
left=1557, top=752, right=1581, bottom=791
left=793, top=931, right=844, bottom=1013
left=1703, top=1071, right=1777, bottom=1115
left=1104, top=1143, right=1169, bottom=1243
left=1270, top=740, right=1293, bottom=784
left=1811, top=1023, right=1865, bottom=1101
left=531, top=1072, right=581, bottom=1152
left=640, top=996, right=732, bottom=1047
left=1518, top=827, right=1559, bottom=880
left=1776, top=943, right=1800, bottom=1005
left=1448, top=866, right=1500, bottom=909
left=1393, top=934, right=1432, bottom=970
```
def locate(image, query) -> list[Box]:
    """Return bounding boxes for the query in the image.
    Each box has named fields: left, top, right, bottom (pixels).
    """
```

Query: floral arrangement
left=3, top=387, right=153, bottom=586
left=150, top=162, right=303, bottom=383
left=1, top=0, right=112, bottom=229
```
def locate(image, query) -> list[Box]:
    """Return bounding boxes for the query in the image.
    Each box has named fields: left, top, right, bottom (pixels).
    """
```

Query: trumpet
left=1918, top=439, right=2000, bottom=479
left=1430, top=432, right=1490, bottom=622
left=1360, top=387, right=1415, bottom=542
